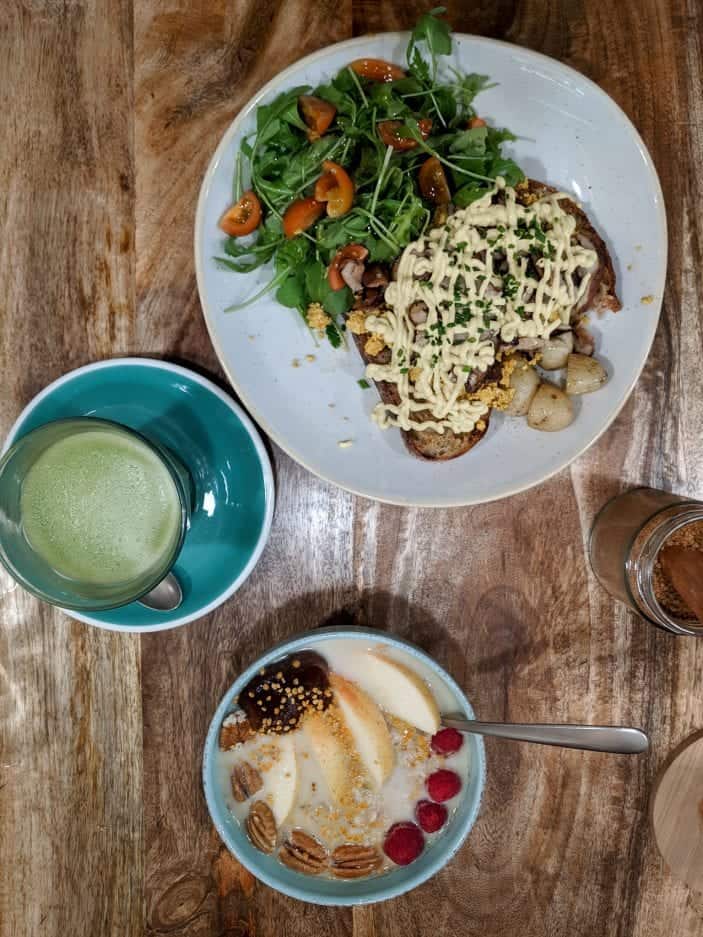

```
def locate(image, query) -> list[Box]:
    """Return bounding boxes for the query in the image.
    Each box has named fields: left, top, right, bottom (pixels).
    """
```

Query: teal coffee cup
left=0, top=417, right=191, bottom=610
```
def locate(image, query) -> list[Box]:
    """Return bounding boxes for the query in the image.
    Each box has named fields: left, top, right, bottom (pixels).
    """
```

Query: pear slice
left=264, top=734, right=297, bottom=825
left=329, top=673, right=395, bottom=788
left=304, top=708, right=364, bottom=805
left=352, top=651, right=441, bottom=734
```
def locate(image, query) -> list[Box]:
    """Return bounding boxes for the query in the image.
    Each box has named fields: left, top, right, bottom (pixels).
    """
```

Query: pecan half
left=219, top=712, right=254, bottom=750
left=246, top=801, right=277, bottom=854
left=231, top=761, right=263, bottom=802
left=279, top=829, right=328, bottom=875
left=330, top=844, right=383, bottom=879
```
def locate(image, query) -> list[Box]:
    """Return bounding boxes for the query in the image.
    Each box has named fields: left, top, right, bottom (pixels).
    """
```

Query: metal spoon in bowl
left=440, top=717, right=649, bottom=754
left=138, top=572, right=183, bottom=611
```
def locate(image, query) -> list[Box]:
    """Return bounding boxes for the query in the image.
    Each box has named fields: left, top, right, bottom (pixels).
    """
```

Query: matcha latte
left=20, top=427, right=182, bottom=585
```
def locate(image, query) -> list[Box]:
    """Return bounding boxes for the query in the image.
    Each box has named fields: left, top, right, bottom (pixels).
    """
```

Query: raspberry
left=415, top=799, right=448, bottom=833
left=426, top=769, right=461, bottom=802
left=430, top=727, right=463, bottom=755
left=383, top=822, right=425, bottom=866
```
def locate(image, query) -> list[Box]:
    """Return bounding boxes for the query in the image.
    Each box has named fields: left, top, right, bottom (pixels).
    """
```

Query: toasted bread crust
left=518, top=179, right=621, bottom=313
left=350, top=330, right=489, bottom=460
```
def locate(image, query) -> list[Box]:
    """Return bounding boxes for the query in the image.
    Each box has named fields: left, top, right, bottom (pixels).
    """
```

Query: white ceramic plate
left=195, top=33, right=666, bottom=507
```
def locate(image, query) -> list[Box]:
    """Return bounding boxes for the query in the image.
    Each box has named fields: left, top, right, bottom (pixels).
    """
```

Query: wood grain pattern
left=0, top=1, right=142, bottom=935
left=1, top=1, right=703, bottom=936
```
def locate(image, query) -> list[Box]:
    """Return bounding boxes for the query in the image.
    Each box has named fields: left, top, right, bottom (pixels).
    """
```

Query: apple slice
left=304, top=709, right=365, bottom=804
left=330, top=673, right=395, bottom=788
left=352, top=651, right=440, bottom=734
left=265, top=734, right=297, bottom=825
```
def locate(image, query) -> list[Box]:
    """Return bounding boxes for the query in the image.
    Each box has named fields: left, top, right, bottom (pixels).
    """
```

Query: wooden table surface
left=2, top=1, right=703, bottom=935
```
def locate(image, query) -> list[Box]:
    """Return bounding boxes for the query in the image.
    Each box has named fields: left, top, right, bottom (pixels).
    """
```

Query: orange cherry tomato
left=218, top=190, right=262, bottom=237
left=282, top=197, right=325, bottom=238
left=348, top=58, right=406, bottom=83
left=377, top=118, right=432, bottom=151
left=328, top=244, right=369, bottom=291
left=468, top=116, right=487, bottom=129
left=299, top=95, right=337, bottom=140
left=418, top=157, right=451, bottom=205
left=313, top=160, right=354, bottom=218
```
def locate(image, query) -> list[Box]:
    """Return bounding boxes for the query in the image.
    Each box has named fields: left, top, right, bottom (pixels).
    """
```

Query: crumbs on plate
left=640, top=295, right=655, bottom=305
left=337, top=439, right=353, bottom=449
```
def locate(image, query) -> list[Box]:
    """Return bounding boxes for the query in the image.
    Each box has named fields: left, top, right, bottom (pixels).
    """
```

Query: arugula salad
left=215, top=8, right=524, bottom=348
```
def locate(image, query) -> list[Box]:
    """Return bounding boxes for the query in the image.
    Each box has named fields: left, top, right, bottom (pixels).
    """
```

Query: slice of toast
left=517, top=179, right=621, bottom=314
left=350, top=330, right=490, bottom=460
left=350, top=178, right=619, bottom=461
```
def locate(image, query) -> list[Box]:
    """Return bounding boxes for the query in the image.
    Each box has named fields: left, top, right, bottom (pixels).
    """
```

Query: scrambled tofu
left=346, top=310, right=368, bottom=335
left=469, top=381, right=515, bottom=411
left=364, top=333, right=386, bottom=357
left=515, top=178, right=539, bottom=205
left=499, top=356, right=517, bottom=388
left=306, top=302, right=331, bottom=334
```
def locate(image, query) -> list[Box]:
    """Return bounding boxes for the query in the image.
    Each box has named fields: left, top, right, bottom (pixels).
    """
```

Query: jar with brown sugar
left=589, top=487, right=703, bottom=636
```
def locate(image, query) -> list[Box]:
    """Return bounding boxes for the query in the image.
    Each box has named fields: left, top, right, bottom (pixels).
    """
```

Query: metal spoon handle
left=440, top=718, right=649, bottom=754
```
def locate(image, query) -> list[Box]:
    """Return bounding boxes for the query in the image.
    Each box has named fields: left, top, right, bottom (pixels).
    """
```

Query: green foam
left=20, top=429, right=181, bottom=585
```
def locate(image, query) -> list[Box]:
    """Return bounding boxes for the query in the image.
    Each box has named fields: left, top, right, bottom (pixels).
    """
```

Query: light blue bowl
left=203, top=627, right=485, bottom=905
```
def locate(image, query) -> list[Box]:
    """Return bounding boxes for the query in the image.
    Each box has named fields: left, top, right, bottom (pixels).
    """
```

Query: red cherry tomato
left=418, top=156, right=451, bottom=205
left=282, top=197, right=325, bottom=238
left=299, top=95, right=337, bottom=140
left=313, top=160, right=354, bottom=218
left=218, top=190, right=262, bottom=237
left=348, top=58, right=406, bottom=82
left=468, top=116, right=487, bottom=129
left=377, top=118, right=432, bottom=151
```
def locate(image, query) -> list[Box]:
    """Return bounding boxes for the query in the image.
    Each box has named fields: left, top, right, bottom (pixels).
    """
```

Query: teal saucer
left=3, top=358, right=274, bottom=631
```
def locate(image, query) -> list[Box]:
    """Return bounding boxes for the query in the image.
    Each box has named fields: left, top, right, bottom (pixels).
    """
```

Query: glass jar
left=589, top=487, right=703, bottom=636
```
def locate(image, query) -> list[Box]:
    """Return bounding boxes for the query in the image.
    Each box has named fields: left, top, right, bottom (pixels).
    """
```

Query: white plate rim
left=195, top=32, right=667, bottom=508
left=2, top=357, right=276, bottom=632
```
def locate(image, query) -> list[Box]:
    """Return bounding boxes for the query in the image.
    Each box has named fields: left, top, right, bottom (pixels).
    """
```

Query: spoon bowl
left=137, top=571, right=183, bottom=611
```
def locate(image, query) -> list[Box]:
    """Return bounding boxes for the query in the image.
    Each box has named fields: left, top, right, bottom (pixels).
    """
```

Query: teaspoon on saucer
left=138, top=572, right=183, bottom=611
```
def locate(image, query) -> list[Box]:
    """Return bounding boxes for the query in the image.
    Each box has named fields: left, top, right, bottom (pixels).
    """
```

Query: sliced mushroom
left=359, top=287, right=381, bottom=308
left=465, top=369, right=485, bottom=392
left=391, top=257, right=401, bottom=281
left=340, top=259, right=365, bottom=293
left=514, top=336, right=543, bottom=354
left=408, top=301, right=429, bottom=325
left=411, top=244, right=432, bottom=259
left=362, top=263, right=389, bottom=289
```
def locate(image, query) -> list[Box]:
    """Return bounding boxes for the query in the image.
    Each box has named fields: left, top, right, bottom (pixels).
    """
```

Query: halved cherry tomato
left=377, top=118, right=432, bottom=151
left=218, top=190, right=262, bottom=237
left=313, top=160, right=354, bottom=218
left=468, top=116, right=487, bottom=129
left=328, top=244, right=369, bottom=291
left=418, top=157, right=451, bottom=205
left=282, top=197, right=325, bottom=238
left=299, top=95, right=336, bottom=140
left=348, top=58, right=406, bottom=82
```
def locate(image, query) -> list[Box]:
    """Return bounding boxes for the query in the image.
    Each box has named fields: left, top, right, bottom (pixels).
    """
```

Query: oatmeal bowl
left=202, top=627, right=485, bottom=905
